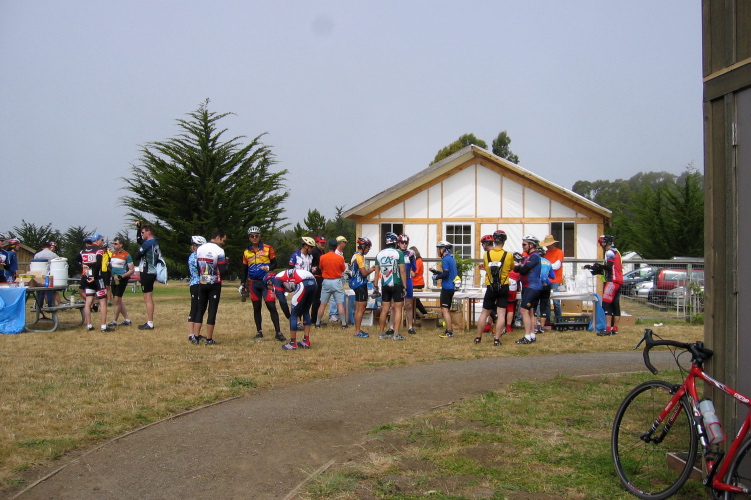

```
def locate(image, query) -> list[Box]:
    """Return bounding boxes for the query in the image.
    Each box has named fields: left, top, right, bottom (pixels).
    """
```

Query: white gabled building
left=343, top=145, right=611, bottom=286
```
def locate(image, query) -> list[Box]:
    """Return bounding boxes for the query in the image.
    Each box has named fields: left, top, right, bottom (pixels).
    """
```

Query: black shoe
left=189, top=335, right=199, bottom=345
left=597, top=330, right=614, bottom=336
left=474, top=337, right=481, bottom=344
left=296, top=323, right=305, bottom=331
left=119, top=320, right=132, bottom=326
left=275, top=332, right=287, bottom=342
left=205, top=338, right=220, bottom=345
left=408, top=328, right=417, bottom=334
left=385, top=328, right=394, bottom=336
left=515, top=337, right=536, bottom=344
left=100, top=327, right=115, bottom=332
left=254, top=331, right=264, bottom=339
left=439, top=331, right=454, bottom=338
left=138, top=323, right=154, bottom=330
left=493, top=338, right=501, bottom=346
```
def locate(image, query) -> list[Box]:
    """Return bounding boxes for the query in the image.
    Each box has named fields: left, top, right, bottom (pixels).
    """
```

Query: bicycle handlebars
left=633, top=328, right=714, bottom=375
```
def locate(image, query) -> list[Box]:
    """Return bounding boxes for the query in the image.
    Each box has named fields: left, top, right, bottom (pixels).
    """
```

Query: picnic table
left=24, top=286, right=84, bottom=332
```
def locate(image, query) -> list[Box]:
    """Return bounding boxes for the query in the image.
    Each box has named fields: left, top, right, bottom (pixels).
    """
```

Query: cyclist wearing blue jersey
left=514, top=235, right=543, bottom=345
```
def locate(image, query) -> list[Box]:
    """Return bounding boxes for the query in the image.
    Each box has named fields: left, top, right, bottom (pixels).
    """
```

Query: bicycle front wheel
left=721, top=436, right=751, bottom=499
left=612, top=380, right=699, bottom=500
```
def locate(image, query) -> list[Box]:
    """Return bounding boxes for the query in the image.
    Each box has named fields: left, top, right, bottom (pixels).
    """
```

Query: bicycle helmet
left=598, top=234, right=615, bottom=246
left=247, top=226, right=261, bottom=235
left=493, top=230, right=507, bottom=243
left=301, top=236, right=315, bottom=247
left=357, top=236, right=372, bottom=248
left=397, top=234, right=410, bottom=244
left=384, top=232, right=398, bottom=245
left=480, top=234, right=494, bottom=245
left=191, top=235, right=207, bottom=245
left=436, top=240, right=452, bottom=249
left=6, top=238, right=20, bottom=248
left=522, top=234, right=539, bottom=247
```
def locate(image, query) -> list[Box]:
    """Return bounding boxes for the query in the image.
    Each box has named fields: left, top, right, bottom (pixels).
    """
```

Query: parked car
left=621, top=266, right=661, bottom=296
left=666, top=284, right=706, bottom=307
left=635, top=280, right=654, bottom=299
left=648, top=268, right=705, bottom=305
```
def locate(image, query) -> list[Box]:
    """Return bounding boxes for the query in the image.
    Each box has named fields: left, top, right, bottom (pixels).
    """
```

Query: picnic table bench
left=24, top=286, right=86, bottom=332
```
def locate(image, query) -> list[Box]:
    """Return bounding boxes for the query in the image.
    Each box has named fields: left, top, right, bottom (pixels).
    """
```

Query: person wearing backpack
left=474, top=230, right=514, bottom=346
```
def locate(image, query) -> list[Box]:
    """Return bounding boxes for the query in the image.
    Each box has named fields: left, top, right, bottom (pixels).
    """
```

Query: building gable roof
left=343, top=145, right=611, bottom=220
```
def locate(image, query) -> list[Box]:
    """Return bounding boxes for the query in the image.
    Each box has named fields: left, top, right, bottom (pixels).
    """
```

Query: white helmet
left=191, top=235, right=206, bottom=245
left=523, top=234, right=539, bottom=247
left=247, top=226, right=261, bottom=235
left=436, top=240, right=452, bottom=249
left=301, top=236, right=315, bottom=246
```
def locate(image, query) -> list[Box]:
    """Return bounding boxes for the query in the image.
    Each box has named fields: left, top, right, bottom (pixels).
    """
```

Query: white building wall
left=551, top=199, right=577, bottom=218
left=477, top=166, right=501, bottom=218
left=502, top=178, right=524, bottom=217
left=443, top=168, right=475, bottom=218
left=577, top=224, right=599, bottom=260
left=524, top=189, right=550, bottom=218
left=428, top=184, right=442, bottom=219
left=405, top=189, right=428, bottom=218
left=381, top=203, right=404, bottom=219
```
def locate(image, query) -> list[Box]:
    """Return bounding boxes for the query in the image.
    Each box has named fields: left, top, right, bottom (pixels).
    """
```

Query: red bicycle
left=612, top=329, right=751, bottom=499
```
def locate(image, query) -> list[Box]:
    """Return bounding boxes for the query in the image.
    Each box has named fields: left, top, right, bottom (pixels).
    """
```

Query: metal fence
left=421, top=257, right=705, bottom=320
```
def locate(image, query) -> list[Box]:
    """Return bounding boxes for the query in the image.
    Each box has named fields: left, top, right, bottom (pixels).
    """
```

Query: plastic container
left=29, top=259, right=48, bottom=274
left=49, top=258, right=69, bottom=287
left=699, top=399, right=726, bottom=445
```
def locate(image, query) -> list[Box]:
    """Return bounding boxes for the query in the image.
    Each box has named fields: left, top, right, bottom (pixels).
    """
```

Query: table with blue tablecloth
left=0, top=287, right=26, bottom=334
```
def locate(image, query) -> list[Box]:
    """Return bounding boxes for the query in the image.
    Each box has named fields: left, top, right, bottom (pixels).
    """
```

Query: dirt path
left=7, top=351, right=673, bottom=500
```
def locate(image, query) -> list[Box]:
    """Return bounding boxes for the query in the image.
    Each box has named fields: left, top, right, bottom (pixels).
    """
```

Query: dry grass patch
left=0, top=282, right=702, bottom=490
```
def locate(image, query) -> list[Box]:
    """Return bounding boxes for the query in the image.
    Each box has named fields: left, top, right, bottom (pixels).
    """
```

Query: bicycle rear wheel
left=721, top=437, right=751, bottom=499
left=612, top=380, right=699, bottom=500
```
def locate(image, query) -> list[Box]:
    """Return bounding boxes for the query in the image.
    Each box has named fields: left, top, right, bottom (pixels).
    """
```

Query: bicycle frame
left=654, top=362, right=751, bottom=494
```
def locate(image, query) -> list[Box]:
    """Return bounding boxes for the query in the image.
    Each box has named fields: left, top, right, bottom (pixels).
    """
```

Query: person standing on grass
left=241, top=226, right=286, bottom=342
left=410, top=246, right=429, bottom=319
left=136, top=222, right=161, bottom=330
left=192, top=230, right=228, bottom=346
left=583, top=234, right=623, bottom=337
left=373, top=232, right=407, bottom=341
left=187, top=235, right=206, bottom=344
left=474, top=230, right=514, bottom=346
left=514, top=235, right=543, bottom=345
left=540, top=235, right=564, bottom=321
left=268, top=268, right=318, bottom=350
left=349, top=237, right=376, bottom=338
left=76, top=234, right=112, bottom=332
left=315, top=239, right=348, bottom=329
left=397, top=234, right=418, bottom=335
left=3, top=238, right=20, bottom=283
left=326, top=235, right=348, bottom=323
left=108, top=237, right=135, bottom=327
left=289, top=236, right=315, bottom=326
left=34, top=241, right=60, bottom=307
left=310, top=236, right=327, bottom=329
left=430, top=240, right=458, bottom=338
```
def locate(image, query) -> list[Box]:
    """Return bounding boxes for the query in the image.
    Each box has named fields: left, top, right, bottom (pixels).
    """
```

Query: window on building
left=444, top=223, right=473, bottom=259
left=380, top=223, right=403, bottom=247
left=550, top=222, right=575, bottom=257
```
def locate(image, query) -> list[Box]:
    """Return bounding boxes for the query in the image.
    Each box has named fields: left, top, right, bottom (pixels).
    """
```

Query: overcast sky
left=0, top=1, right=702, bottom=242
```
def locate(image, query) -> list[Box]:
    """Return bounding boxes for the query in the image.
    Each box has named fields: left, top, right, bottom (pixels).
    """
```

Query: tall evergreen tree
left=491, top=130, right=520, bottom=164
left=10, top=220, right=61, bottom=252
left=121, top=100, right=288, bottom=273
left=431, top=133, right=488, bottom=165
